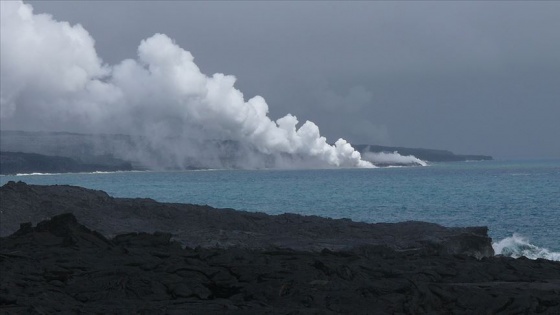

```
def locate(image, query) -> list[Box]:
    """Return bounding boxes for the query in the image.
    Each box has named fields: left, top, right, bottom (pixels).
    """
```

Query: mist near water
left=1, top=1, right=425, bottom=169
left=362, top=152, right=427, bottom=167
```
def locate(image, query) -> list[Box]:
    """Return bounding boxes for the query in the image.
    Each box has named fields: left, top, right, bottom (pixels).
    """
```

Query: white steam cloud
left=362, top=151, right=427, bottom=166
left=1, top=1, right=378, bottom=169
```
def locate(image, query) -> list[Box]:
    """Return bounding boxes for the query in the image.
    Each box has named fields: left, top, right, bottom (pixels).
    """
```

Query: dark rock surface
left=0, top=181, right=493, bottom=257
left=1, top=214, right=559, bottom=314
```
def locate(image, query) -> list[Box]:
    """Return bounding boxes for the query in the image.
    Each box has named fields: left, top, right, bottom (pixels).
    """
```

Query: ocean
left=2, top=159, right=559, bottom=260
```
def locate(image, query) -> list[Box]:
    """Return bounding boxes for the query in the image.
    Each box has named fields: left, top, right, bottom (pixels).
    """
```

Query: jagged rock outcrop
left=1, top=214, right=559, bottom=314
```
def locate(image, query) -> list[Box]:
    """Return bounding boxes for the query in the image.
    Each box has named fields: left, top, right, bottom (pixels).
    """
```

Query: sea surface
left=2, top=160, right=559, bottom=260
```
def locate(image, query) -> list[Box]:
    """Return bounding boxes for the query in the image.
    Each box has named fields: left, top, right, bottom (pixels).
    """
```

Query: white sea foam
left=13, top=170, right=148, bottom=176
left=493, top=234, right=560, bottom=261
left=15, top=172, right=62, bottom=176
left=90, top=170, right=149, bottom=174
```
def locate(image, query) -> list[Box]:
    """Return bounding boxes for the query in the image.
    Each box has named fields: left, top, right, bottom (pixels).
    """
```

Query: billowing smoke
left=1, top=2, right=377, bottom=169
left=362, top=151, right=427, bottom=166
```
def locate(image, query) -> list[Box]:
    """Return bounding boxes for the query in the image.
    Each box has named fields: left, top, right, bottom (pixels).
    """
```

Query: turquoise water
left=2, top=160, right=559, bottom=254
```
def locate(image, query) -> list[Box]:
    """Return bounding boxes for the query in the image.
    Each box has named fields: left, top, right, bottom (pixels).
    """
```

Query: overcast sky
left=24, top=1, right=560, bottom=158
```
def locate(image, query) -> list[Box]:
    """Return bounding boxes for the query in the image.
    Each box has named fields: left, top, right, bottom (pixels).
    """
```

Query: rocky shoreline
left=0, top=182, right=493, bottom=256
left=1, top=181, right=559, bottom=313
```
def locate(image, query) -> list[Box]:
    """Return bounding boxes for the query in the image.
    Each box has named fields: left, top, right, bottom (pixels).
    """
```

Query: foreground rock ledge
left=1, top=213, right=560, bottom=314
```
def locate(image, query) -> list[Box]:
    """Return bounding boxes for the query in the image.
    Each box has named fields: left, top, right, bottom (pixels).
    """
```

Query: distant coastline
left=0, top=130, right=492, bottom=174
left=354, top=144, right=492, bottom=162
left=0, top=151, right=134, bottom=175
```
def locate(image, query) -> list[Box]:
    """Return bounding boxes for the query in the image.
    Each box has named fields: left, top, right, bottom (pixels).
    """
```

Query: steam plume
left=1, top=1, right=374, bottom=169
left=362, top=151, right=427, bottom=166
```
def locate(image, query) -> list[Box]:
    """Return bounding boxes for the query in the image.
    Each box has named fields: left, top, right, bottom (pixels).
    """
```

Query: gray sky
left=27, top=1, right=560, bottom=159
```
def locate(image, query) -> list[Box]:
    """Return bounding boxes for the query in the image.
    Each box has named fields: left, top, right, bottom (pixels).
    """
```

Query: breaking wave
left=493, top=234, right=560, bottom=261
